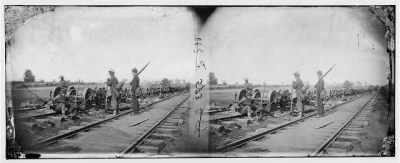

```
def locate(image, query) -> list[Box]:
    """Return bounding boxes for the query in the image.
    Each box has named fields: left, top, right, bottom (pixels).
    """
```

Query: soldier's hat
left=293, top=71, right=300, bottom=76
left=317, top=70, right=323, bottom=75
left=108, top=69, right=115, bottom=73
left=132, top=68, right=138, bottom=73
left=59, top=75, right=64, bottom=79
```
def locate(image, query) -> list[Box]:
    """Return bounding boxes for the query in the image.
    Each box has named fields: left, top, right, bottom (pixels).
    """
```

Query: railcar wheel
left=269, top=90, right=278, bottom=104
left=68, top=89, right=77, bottom=96
left=52, top=86, right=62, bottom=98
left=238, top=89, right=247, bottom=101
left=254, top=89, right=261, bottom=99
left=66, top=86, right=76, bottom=96
left=83, top=88, right=92, bottom=102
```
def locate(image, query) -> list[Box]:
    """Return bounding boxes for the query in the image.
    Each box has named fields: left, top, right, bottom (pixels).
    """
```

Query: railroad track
left=215, top=94, right=368, bottom=153
left=120, top=95, right=189, bottom=156
left=209, top=113, right=244, bottom=123
left=14, top=106, right=45, bottom=112
left=310, top=94, right=376, bottom=156
left=16, top=112, right=58, bottom=120
left=34, top=93, right=185, bottom=149
left=209, top=96, right=356, bottom=123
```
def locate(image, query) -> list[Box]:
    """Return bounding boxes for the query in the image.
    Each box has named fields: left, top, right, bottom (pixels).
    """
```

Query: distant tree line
left=23, top=69, right=35, bottom=82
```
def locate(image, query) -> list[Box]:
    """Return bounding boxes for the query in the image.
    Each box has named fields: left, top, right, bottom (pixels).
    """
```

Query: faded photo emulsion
left=4, top=5, right=395, bottom=159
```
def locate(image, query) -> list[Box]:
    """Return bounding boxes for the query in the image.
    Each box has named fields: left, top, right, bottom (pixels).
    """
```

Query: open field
left=9, top=83, right=105, bottom=108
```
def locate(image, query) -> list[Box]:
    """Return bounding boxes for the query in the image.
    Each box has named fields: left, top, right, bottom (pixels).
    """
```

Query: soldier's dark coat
left=315, top=78, right=325, bottom=116
left=130, top=75, right=140, bottom=113
left=315, top=78, right=325, bottom=96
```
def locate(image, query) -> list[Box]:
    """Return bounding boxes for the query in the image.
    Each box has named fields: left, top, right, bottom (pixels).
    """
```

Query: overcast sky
left=6, top=7, right=197, bottom=82
left=7, top=7, right=389, bottom=86
left=203, top=7, right=388, bottom=86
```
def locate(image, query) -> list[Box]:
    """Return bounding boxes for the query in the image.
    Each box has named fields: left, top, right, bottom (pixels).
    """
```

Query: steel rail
left=309, top=94, right=376, bottom=156
left=120, top=95, right=190, bottom=155
left=16, top=112, right=58, bottom=120
left=215, top=95, right=363, bottom=152
left=34, top=93, right=183, bottom=148
left=206, top=110, right=227, bottom=114
left=14, top=106, right=44, bottom=112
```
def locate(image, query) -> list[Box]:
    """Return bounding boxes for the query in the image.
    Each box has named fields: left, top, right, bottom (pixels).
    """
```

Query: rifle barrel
left=138, top=61, right=151, bottom=75
left=322, top=64, right=336, bottom=78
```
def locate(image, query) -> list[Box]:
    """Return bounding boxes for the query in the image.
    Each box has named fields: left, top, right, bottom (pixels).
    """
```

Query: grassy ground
left=208, top=87, right=292, bottom=151
left=10, top=84, right=104, bottom=108
left=351, top=94, right=392, bottom=155
left=208, top=88, right=361, bottom=152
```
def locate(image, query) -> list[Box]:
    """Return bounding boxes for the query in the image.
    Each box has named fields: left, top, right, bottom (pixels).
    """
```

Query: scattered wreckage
left=209, top=87, right=374, bottom=120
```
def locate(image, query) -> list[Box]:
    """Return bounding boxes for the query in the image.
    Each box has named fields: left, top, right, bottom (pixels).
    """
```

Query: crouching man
left=52, top=93, right=71, bottom=120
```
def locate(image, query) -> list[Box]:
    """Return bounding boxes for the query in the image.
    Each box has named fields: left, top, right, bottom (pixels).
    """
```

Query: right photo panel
left=205, top=6, right=395, bottom=157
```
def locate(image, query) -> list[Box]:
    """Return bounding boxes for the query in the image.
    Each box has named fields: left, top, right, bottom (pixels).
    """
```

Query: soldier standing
left=107, top=69, right=119, bottom=115
left=58, top=76, right=69, bottom=95
left=130, top=68, right=140, bottom=114
left=314, top=70, right=325, bottom=117
left=292, top=72, right=305, bottom=117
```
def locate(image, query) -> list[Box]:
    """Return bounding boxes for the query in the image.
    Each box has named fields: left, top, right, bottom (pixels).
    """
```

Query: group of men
left=51, top=67, right=141, bottom=118
left=292, top=70, right=325, bottom=118
left=51, top=75, right=78, bottom=119
left=52, top=69, right=325, bottom=119
left=107, top=68, right=140, bottom=115
left=229, top=70, right=325, bottom=120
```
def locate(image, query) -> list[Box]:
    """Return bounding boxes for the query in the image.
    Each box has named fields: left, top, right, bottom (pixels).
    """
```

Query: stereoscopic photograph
left=205, top=6, right=395, bottom=157
left=3, top=4, right=396, bottom=160
left=5, top=6, right=207, bottom=158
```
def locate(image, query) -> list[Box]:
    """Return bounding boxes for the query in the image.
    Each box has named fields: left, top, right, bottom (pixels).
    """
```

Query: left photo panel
left=5, top=6, right=207, bottom=158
